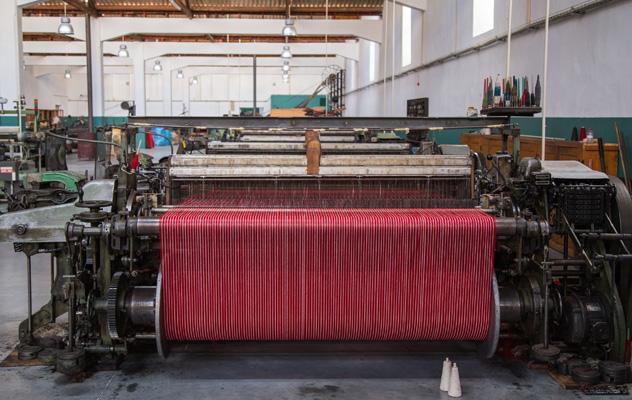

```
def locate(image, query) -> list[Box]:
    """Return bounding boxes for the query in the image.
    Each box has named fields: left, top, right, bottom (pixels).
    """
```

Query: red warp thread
left=160, top=208, right=496, bottom=341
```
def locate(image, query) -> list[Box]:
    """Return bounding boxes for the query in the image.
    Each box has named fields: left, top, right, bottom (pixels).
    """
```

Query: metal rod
left=505, top=0, right=514, bottom=81
left=252, top=55, right=257, bottom=117
left=85, top=13, right=96, bottom=179
left=580, top=232, right=632, bottom=241
left=563, top=214, right=594, bottom=270
left=595, top=254, right=632, bottom=262
left=541, top=0, right=550, bottom=160
left=390, top=0, right=395, bottom=116
left=123, top=216, right=545, bottom=238
left=44, top=130, right=121, bottom=148
left=543, top=266, right=550, bottom=348
left=548, top=258, right=586, bottom=266
left=68, top=281, right=75, bottom=351
left=604, top=214, right=631, bottom=254
left=26, top=255, right=33, bottom=340
left=128, top=116, right=511, bottom=130
left=50, top=253, right=55, bottom=323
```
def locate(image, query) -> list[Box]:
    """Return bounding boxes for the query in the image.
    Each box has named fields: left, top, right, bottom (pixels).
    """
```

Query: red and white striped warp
left=160, top=208, right=496, bottom=341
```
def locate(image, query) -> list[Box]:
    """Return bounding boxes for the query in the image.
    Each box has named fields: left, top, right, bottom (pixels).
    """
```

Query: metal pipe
left=505, top=0, right=514, bottom=81
left=495, top=218, right=549, bottom=238
left=123, top=216, right=546, bottom=238
left=580, top=232, right=632, bottom=241
left=68, top=281, right=75, bottom=351
left=85, top=13, right=96, bottom=178
left=548, top=258, right=586, bottom=266
left=390, top=0, right=395, bottom=116
left=595, top=254, right=632, bottom=262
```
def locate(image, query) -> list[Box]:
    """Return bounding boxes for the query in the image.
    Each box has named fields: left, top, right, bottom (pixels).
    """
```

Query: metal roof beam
left=169, top=0, right=193, bottom=19
left=61, top=0, right=98, bottom=17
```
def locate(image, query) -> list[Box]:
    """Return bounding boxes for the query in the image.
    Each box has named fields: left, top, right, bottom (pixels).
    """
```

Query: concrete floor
left=0, top=154, right=619, bottom=399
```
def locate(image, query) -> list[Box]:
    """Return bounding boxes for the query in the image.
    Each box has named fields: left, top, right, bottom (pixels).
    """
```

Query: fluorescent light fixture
left=280, top=45, right=292, bottom=59
left=177, top=70, right=184, bottom=79
left=118, top=44, right=129, bottom=58
left=153, top=60, right=163, bottom=71
left=282, top=61, right=290, bottom=72
left=64, top=69, right=71, bottom=79
left=58, top=16, right=74, bottom=35
left=282, top=19, right=297, bottom=37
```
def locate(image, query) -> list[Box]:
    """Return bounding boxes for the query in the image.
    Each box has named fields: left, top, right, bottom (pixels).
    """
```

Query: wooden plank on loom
left=548, top=369, right=581, bottom=390
left=461, top=133, right=619, bottom=175
left=0, top=348, right=47, bottom=367
left=269, top=108, right=308, bottom=117
left=529, top=360, right=581, bottom=390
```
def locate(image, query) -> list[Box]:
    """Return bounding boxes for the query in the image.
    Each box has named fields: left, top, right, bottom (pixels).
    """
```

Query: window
left=473, top=0, right=494, bottom=37
left=368, top=42, right=377, bottom=81
left=401, top=6, right=412, bottom=67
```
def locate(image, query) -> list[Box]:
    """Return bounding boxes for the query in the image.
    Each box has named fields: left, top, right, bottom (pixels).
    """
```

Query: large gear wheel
left=106, top=272, right=129, bottom=341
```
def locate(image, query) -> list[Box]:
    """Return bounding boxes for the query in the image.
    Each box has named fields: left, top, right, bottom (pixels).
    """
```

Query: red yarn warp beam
left=160, top=209, right=496, bottom=341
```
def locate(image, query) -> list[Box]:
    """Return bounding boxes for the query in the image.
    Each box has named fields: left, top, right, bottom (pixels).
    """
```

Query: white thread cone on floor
left=448, top=363, right=462, bottom=398
left=440, top=357, right=452, bottom=391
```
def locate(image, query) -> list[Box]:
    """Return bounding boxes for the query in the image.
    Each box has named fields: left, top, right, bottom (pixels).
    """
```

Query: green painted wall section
left=0, top=115, right=19, bottom=126
left=93, top=116, right=128, bottom=127
left=270, top=95, right=327, bottom=109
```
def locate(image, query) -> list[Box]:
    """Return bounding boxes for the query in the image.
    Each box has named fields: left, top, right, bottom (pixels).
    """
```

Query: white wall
left=22, top=58, right=334, bottom=117
left=345, top=0, right=632, bottom=118
left=23, top=68, right=89, bottom=116
left=165, top=66, right=328, bottom=117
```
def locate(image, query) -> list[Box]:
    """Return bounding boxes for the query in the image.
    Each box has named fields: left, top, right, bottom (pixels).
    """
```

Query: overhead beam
left=17, top=0, right=48, bottom=7
left=128, top=116, right=510, bottom=130
left=23, top=40, right=359, bottom=60
left=169, top=0, right=193, bottom=19
left=23, top=16, right=86, bottom=41
left=62, top=0, right=98, bottom=17
left=22, top=16, right=382, bottom=43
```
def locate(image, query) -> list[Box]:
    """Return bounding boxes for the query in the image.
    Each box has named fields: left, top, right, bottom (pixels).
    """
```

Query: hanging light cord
left=324, top=0, right=329, bottom=116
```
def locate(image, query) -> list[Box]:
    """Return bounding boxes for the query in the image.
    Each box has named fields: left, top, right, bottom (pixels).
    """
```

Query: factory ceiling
left=23, top=32, right=355, bottom=43
left=23, top=0, right=383, bottom=18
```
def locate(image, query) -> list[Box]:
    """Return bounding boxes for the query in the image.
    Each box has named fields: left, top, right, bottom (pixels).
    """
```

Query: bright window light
left=473, top=0, right=494, bottom=37
left=401, top=6, right=412, bottom=67
left=368, top=42, right=377, bottom=82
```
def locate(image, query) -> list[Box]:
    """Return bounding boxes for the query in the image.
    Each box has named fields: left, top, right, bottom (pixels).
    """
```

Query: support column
left=132, top=44, right=146, bottom=116
left=87, top=16, right=104, bottom=122
left=0, top=1, right=23, bottom=126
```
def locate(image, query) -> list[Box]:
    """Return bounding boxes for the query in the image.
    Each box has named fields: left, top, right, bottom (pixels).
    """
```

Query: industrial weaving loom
left=1, top=116, right=631, bottom=377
